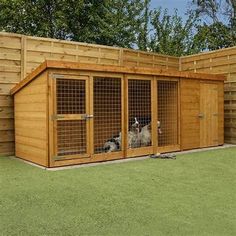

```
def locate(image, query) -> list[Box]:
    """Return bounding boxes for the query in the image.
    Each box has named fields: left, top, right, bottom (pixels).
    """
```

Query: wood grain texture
left=180, top=79, right=200, bottom=150
left=1, top=31, right=231, bottom=157
left=11, top=60, right=225, bottom=95
left=200, top=83, right=219, bottom=147
left=12, top=66, right=224, bottom=166
left=181, top=48, right=236, bottom=143
left=14, top=72, right=48, bottom=166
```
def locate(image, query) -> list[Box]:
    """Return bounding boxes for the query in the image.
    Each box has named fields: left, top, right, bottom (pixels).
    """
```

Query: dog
left=103, top=117, right=140, bottom=152
left=103, top=118, right=162, bottom=152
left=140, top=120, right=162, bottom=146
left=103, top=133, right=121, bottom=153
left=128, top=117, right=141, bottom=148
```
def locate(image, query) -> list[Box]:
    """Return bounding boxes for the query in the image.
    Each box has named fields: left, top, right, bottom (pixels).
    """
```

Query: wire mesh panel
left=158, top=81, right=178, bottom=147
left=56, top=78, right=88, bottom=157
left=128, top=79, right=152, bottom=148
left=57, top=120, right=87, bottom=156
left=57, top=79, right=86, bottom=114
left=93, top=77, right=122, bottom=154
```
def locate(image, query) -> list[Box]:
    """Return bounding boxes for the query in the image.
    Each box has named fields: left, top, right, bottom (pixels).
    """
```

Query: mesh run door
left=157, top=80, right=178, bottom=147
left=54, top=76, right=90, bottom=159
left=93, top=77, right=122, bottom=154
left=128, top=79, right=152, bottom=149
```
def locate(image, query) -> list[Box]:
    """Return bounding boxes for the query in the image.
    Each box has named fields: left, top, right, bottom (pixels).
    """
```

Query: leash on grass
left=149, top=153, right=176, bottom=159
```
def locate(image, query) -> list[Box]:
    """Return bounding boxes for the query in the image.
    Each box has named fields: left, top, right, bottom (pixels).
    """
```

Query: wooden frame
left=126, top=74, right=154, bottom=158
left=11, top=61, right=226, bottom=167
left=156, top=78, right=181, bottom=153
left=51, top=74, right=91, bottom=161
left=90, top=74, right=124, bottom=161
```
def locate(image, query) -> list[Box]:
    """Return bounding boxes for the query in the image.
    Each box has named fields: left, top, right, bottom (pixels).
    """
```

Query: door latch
left=51, top=115, right=65, bottom=120
left=198, top=113, right=204, bottom=118
left=82, top=114, right=94, bottom=120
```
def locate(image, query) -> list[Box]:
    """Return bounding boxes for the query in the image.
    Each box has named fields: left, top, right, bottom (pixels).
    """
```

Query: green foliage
left=149, top=8, right=200, bottom=56
left=0, top=0, right=70, bottom=38
left=137, top=0, right=150, bottom=51
left=1, top=0, right=236, bottom=55
left=194, top=22, right=236, bottom=51
left=191, top=0, right=236, bottom=50
left=0, top=0, right=145, bottom=48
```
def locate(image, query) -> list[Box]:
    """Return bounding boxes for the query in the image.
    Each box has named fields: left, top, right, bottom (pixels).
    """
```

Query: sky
left=150, top=0, right=189, bottom=20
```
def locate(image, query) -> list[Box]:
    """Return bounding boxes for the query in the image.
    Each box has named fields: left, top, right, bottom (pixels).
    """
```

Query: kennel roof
left=11, top=60, right=226, bottom=95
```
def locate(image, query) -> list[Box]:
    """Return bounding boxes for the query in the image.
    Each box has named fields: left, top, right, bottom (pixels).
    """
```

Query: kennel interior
left=11, top=60, right=225, bottom=167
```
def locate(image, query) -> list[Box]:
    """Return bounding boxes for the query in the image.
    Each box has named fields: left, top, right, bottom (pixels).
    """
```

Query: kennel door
left=200, top=83, right=219, bottom=147
left=157, top=80, right=179, bottom=148
left=127, top=78, right=153, bottom=157
left=53, top=76, right=90, bottom=159
left=93, top=77, right=122, bottom=154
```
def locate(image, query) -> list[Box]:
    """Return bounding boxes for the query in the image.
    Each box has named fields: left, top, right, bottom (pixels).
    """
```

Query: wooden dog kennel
left=11, top=60, right=225, bottom=167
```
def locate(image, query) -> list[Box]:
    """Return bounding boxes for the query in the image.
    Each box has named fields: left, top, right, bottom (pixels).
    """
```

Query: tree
left=0, top=0, right=146, bottom=48
left=137, top=0, right=150, bottom=51
left=149, top=8, right=201, bottom=56
left=190, top=0, right=236, bottom=49
left=194, top=22, right=234, bottom=50
left=0, top=0, right=70, bottom=39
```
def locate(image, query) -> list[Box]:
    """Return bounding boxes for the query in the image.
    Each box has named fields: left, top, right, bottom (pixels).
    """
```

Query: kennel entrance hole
left=157, top=80, right=178, bottom=147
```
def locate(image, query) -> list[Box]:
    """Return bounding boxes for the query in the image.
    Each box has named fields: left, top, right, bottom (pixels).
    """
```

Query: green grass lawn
left=0, top=148, right=236, bottom=236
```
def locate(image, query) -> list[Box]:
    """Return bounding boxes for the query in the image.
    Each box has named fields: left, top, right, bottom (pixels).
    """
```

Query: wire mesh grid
left=158, top=80, right=178, bottom=147
left=56, top=78, right=87, bottom=156
left=93, top=77, right=122, bottom=154
left=128, top=79, right=152, bottom=148
left=57, top=120, right=87, bottom=156
left=57, top=79, right=85, bottom=114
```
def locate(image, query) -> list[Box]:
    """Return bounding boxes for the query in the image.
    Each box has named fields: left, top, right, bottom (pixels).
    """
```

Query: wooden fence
left=2, top=31, right=236, bottom=156
left=180, top=47, right=236, bottom=81
left=0, top=32, right=179, bottom=156
left=224, top=81, right=236, bottom=144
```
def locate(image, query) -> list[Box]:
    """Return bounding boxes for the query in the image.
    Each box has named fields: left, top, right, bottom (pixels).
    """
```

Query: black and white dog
left=103, top=117, right=140, bottom=152
left=103, top=118, right=162, bottom=152
left=103, top=132, right=121, bottom=153
left=140, top=120, right=162, bottom=146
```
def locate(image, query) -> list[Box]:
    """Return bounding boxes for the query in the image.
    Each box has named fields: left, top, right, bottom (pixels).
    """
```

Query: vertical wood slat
left=21, top=36, right=27, bottom=81
left=224, top=81, right=236, bottom=144
left=48, top=72, right=55, bottom=167
left=151, top=77, right=158, bottom=154
left=123, top=75, right=128, bottom=158
left=89, top=75, right=94, bottom=155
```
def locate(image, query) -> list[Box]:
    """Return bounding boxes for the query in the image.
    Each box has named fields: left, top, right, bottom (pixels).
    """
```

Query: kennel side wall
left=14, top=71, right=48, bottom=166
left=0, top=32, right=179, bottom=156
